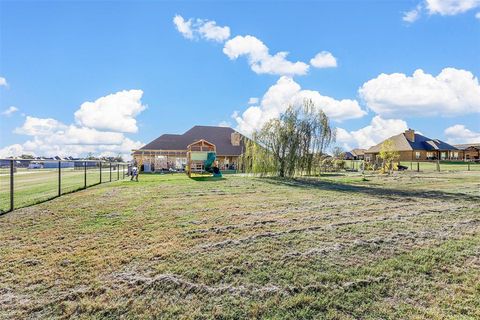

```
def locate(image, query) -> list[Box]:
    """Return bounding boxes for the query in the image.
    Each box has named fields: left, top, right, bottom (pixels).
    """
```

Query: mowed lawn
left=0, top=172, right=479, bottom=319
left=0, top=167, right=127, bottom=212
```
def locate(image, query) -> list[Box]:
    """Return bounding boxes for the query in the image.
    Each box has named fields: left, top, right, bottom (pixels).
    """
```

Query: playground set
left=186, top=140, right=222, bottom=178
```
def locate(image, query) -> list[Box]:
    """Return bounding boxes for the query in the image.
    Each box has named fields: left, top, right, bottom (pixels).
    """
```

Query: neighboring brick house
left=454, top=143, right=480, bottom=161
left=132, top=126, right=245, bottom=171
left=365, top=129, right=460, bottom=162
left=344, top=149, right=366, bottom=160
left=352, top=149, right=366, bottom=160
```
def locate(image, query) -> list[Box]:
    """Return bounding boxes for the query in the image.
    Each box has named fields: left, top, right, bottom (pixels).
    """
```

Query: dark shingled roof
left=367, top=132, right=458, bottom=153
left=139, top=126, right=245, bottom=156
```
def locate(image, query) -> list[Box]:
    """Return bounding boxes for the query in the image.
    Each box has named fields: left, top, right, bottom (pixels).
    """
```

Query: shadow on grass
left=189, top=176, right=227, bottom=182
left=262, top=177, right=480, bottom=203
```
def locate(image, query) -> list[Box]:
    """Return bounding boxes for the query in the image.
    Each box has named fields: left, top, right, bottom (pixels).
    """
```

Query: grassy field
left=398, top=161, right=480, bottom=172
left=2, top=162, right=477, bottom=213
left=0, top=172, right=479, bottom=319
left=343, top=160, right=480, bottom=172
left=0, top=167, right=127, bottom=212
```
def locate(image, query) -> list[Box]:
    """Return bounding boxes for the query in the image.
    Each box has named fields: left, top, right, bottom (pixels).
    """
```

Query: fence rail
left=0, top=159, right=129, bottom=214
left=343, top=160, right=480, bottom=172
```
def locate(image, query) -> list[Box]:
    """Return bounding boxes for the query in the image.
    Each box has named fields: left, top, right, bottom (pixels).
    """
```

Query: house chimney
left=405, top=129, right=415, bottom=142
left=231, top=132, right=241, bottom=146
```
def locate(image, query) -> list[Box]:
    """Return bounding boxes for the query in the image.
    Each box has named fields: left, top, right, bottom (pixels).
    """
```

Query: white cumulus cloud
left=2, top=89, right=147, bottom=159
left=404, top=0, right=480, bottom=22
left=3, top=120, right=142, bottom=159
left=310, top=51, right=337, bottom=68
left=336, top=116, right=409, bottom=150
left=223, top=35, right=310, bottom=76
left=0, top=76, right=7, bottom=87
left=444, top=124, right=480, bottom=144
left=359, top=68, right=480, bottom=118
left=173, top=15, right=230, bottom=42
left=425, top=0, right=480, bottom=15
left=0, top=144, right=25, bottom=158
left=403, top=5, right=422, bottom=22
left=248, top=97, right=259, bottom=104
left=74, top=89, right=146, bottom=133
left=173, top=15, right=194, bottom=39
left=1, top=106, right=19, bottom=116
left=233, top=76, right=366, bottom=134
left=198, top=20, right=231, bottom=42
left=14, top=116, right=67, bottom=136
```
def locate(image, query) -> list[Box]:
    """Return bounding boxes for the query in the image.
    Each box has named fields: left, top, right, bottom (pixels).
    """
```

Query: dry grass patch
left=0, top=171, right=479, bottom=319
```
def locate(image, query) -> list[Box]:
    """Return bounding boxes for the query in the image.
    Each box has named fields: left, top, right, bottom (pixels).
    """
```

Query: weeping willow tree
left=240, top=99, right=335, bottom=177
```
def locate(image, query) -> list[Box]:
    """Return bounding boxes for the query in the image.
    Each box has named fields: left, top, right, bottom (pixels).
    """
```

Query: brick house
left=344, top=148, right=366, bottom=160
left=132, top=126, right=245, bottom=172
left=365, top=129, right=460, bottom=162
left=453, top=143, right=480, bottom=161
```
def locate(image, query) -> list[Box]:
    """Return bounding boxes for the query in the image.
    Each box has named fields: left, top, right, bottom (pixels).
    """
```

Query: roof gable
left=139, top=126, right=245, bottom=156
left=366, top=132, right=457, bottom=153
left=366, top=133, right=412, bottom=153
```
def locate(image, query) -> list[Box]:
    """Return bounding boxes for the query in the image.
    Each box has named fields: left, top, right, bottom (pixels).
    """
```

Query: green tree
left=240, top=99, right=334, bottom=177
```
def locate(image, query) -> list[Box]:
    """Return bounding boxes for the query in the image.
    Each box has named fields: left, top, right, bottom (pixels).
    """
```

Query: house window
left=415, top=152, right=421, bottom=159
left=426, top=152, right=434, bottom=159
left=452, top=152, right=458, bottom=160
left=441, top=152, right=447, bottom=160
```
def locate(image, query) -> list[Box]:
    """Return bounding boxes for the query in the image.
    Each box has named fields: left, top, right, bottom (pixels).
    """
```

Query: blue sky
left=1, top=0, right=479, bottom=158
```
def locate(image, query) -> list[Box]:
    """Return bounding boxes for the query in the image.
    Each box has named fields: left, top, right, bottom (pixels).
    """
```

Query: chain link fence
left=0, top=159, right=129, bottom=214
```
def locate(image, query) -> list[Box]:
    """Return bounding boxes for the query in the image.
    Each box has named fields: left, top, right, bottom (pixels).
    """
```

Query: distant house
left=454, top=143, right=480, bottom=161
left=344, top=148, right=366, bottom=160
left=365, top=129, right=459, bottom=162
left=132, top=126, right=245, bottom=171
left=343, top=151, right=355, bottom=160
left=42, top=161, right=74, bottom=169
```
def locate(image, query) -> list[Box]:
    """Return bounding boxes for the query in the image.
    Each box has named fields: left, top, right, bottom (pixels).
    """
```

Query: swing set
left=186, top=139, right=222, bottom=178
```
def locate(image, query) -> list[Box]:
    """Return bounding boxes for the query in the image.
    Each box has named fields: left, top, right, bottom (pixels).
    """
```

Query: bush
left=334, top=159, right=346, bottom=170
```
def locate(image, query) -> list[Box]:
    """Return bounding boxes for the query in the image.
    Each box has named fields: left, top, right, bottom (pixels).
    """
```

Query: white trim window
left=415, top=152, right=421, bottom=159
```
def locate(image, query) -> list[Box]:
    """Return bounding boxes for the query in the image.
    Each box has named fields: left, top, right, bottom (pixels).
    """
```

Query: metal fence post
left=110, top=162, right=112, bottom=182
left=417, top=162, right=419, bottom=172
left=468, top=162, right=470, bottom=171
left=117, top=164, right=119, bottom=180
left=100, top=162, right=102, bottom=184
left=10, top=159, right=14, bottom=212
left=84, top=161, right=87, bottom=189
left=58, top=161, right=61, bottom=196
left=123, top=164, right=125, bottom=179
left=437, top=160, right=440, bottom=172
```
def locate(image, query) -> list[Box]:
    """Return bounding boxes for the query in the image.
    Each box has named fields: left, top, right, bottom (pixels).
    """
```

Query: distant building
left=365, top=129, right=459, bottom=162
left=453, top=143, right=480, bottom=161
left=42, top=161, right=74, bottom=169
left=344, top=148, right=366, bottom=160
left=132, top=125, right=245, bottom=171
